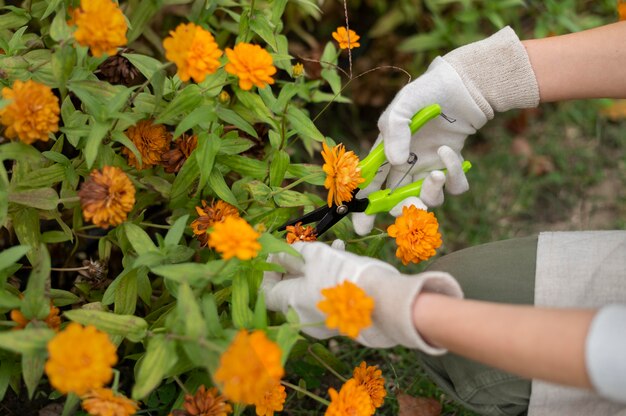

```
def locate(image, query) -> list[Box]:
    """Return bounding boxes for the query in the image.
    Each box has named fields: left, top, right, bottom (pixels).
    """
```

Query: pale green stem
left=281, top=381, right=331, bottom=406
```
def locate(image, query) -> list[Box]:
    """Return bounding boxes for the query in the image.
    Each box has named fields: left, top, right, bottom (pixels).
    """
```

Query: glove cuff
left=443, top=26, right=540, bottom=119
left=359, top=270, right=463, bottom=354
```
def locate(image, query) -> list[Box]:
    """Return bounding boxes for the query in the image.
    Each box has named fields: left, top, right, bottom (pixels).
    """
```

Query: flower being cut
left=325, top=378, right=372, bottom=416
left=352, top=361, right=386, bottom=412
left=285, top=222, right=317, bottom=244
left=191, top=200, right=240, bottom=247
left=70, top=0, right=127, bottom=57
left=387, top=205, right=442, bottom=265
left=0, top=79, right=59, bottom=144
left=317, top=280, right=374, bottom=339
left=208, top=216, right=261, bottom=260
left=332, top=27, right=361, bottom=50
left=214, top=330, right=284, bottom=405
left=11, top=302, right=61, bottom=332
left=254, top=381, right=286, bottom=416
left=225, top=43, right=277, bottom=90
left=163, top=23, right=223, bottom=83
left=123, top=119, right=172, bottom=170
left=78, top=166, right=136, bottom=229
left=322, top=142, right=365, bottom=207
left=81, top=388, right=139, bottom=416
left=45, top=323, right=117, bottom=396
left=181, top=385, right=232, bottom=416
left=162, top=133, right=198, bottom=173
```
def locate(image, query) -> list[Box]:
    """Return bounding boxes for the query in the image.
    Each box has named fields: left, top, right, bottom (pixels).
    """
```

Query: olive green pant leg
left=417, top=236, right=538, bottom=416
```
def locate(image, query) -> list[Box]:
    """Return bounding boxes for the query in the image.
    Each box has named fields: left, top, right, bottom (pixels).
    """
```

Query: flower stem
left=139, top=222, right=171, bottom=230
left=281, top=381, right=330, bottom=406
left=308, top=345, right=348, bottom=383
left=346, top=232, right=388, bottom=243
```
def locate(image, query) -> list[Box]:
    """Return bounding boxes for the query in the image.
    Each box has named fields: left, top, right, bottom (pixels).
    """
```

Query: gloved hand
left=262, top=241, right=463, bottom=354
left=353, top=26, right=540, bottom=235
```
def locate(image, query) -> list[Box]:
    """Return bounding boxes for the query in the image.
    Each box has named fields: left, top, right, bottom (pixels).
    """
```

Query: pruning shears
left=278, top=104, right=472, bottom=236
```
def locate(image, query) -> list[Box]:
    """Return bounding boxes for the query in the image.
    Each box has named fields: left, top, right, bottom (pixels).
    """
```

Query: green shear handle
left=357, top=104, right=472, bottom=215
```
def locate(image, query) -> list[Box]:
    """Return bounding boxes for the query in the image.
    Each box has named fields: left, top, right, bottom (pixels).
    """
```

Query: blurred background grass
left=285, top=0, right=625, bottom=414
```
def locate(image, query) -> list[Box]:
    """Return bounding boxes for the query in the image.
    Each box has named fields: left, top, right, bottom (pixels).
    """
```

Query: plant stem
left=281, top=381, right=330, bottom=406
left=347, top=232, right=388, bottom=244
left=139, top=222, right=171, bottom=230
left=308, top=345, right=348, bottom=383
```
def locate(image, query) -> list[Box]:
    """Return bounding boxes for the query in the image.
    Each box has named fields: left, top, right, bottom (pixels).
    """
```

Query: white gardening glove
left=262, top=241, right=463, bottom=354
left=353, top=26, right=540, bottom=235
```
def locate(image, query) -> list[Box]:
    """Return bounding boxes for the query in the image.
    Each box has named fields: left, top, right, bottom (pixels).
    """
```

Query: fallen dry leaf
left=397, top=390, right=442, bottom=416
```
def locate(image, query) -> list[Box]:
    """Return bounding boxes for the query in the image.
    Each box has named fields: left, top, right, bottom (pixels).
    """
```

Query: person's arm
left=523, top=21, right=626, bottom=102
left=413, top=293, right=595, bottom=388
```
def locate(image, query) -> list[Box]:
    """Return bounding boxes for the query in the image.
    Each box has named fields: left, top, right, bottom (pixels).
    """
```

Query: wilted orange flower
left=225, top=43, right=277, bottom=90
left=619, top=1, right=626, bottom=20
left=81, top=388, right=139, bottom=416
left=325, top=379, right=372, bottom=416
left=78, top=166, right=136, bottom=229
left=0, top=79, right=59, bottom=144
left=123, top=119, right=172, bottom=170
left=317, top=280, right=374, bottom=339
left=387, top=205, right=442, bottom=265
left=322, top=142, right=365, bottom=207
left=45, top=323, right=117, bottom=396
left=214, top=330, right=284, bottom=405
left=162, top=133, right=198, bottom=173
left=254, top=382, right=286, bottom=416
left=332, top=27, right=361, bottom=50
left=208, top=216, right=261, bottom=260
left=285, top=222, right=317, bottom=244
left=70, top=0, right=127, bottom=57
left=353, top=361, right=386, bottom=411
left=163, top=22, right=223, bottom=83
left=191, top=200, right=240, bottom=247
left=11, top=303, right=61, bottom=332
left=182, top=385, right=232, bottom=416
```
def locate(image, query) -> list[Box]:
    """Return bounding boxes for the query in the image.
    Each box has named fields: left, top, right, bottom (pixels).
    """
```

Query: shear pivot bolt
left=336, top=205, right=348, bottom=215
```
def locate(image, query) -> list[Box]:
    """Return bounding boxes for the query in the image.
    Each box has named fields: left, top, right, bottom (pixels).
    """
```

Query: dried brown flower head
left=182, top=385, right=232, bottom=416
left=162, top=134, right=198, bottom=173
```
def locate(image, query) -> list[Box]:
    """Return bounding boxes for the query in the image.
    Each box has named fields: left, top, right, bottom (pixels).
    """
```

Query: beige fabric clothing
left=529, top=231, right=626, bottom=416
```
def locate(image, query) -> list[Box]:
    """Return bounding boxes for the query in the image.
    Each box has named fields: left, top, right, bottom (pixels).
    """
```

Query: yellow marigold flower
left=353, top=361, right=386, bottom=411
left=332, top=27, right=361, bottom=50
left=78, top=166, right=136, bottom=229
left=191, top=200, right=240, bottom=247
left=254, top=382, right=286, bottom=416
left=225, top=43, right=277, bottom=90
left=214, top=330, right=284, bottom=405
left=317, top=280, right=374, bottom=339
left=387, top=205, right=442, bottom=265
left=10, top=303, right=61, bottom=332
left=123, top=119, right=171, bottom=170
left=45, top=323, right=117, bottom=396
left=182, top=385, right=232, bottom=416
left=208, top=216, right=261, bottom=260
left=218, top=90, right=231, bottom=104
left=325, top=379, right=372, bottom=416
left=81, top=388, right=139, bottom=416
left=163, top=22, right=223, bottom=83
left=0, top=79, right=59, bottom=144
left=285, top=222, right=317, bottom=244
left=70, top=0, right=127, bottom=57
left=322, top=142, right=365, bottom=207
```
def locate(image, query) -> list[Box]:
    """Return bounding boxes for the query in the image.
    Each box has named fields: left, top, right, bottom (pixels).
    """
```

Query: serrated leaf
left=132, top=334, right=178, bottom=399
left=64, top=309, right=148, bottom=342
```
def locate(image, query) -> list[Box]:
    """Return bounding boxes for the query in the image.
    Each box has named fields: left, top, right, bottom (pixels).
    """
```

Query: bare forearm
left=523, top=21, right=626, bottom=102
left=413, top=293, right=595, bottom=389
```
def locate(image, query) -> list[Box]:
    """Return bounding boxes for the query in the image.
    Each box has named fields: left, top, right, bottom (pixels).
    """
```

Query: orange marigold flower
left=353, top=361, right=386, bottom=411
left=325, top=379, right=372, bottom=416
left=45, top=323, right=117, bottom=396
left=387, top=205, right=442, bottom=265
left=81, top=388, right=139, bottom=416
left=225, top=43, right=277, bottom=90
left=322, top=142, right=365, bottom=207
left=214, top=330, right=284, bottom=405
left=208, top=216, right=261, bottom=260
left=162, top=133, right=198, bottom=173
left=163, top=23, right=223, bottom=83
left=317, top=280, right=374, bottom=339
left=123, top=119, right=171, bottom=170
left=191, top=200, right=240, bottom=247
left=78, top=166, right=136, bottom=229
left=10, top=303, right=61, bottom=332
left=285, top=222, right=317, bottom=244
left=254, top=382, right=286, bottom=416
left=332, top=27, right=361, bottom=50
left=182, top=385, right=232, bottom=416
left=0, top=79, right=59, bottom=144
left=620, top=1, right=626, bottom=20
left=70, top=0, right=127, bottom=57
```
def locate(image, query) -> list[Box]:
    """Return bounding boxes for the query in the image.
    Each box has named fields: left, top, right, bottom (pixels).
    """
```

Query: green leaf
left=126, top=0, right=161, bottom=43
left=276, top=325, right=300, bottom=366
left=233, top=90, right=274, bottom=124
left=177, top=283, right=206, bottom=338
left=164, top=215, right=189, bottom=247
left=0, top=7, right=31, bottom=31
left=258, top=233, right=300, bottom=257
left=41, top=230, right=72, bottom=243
left=244, top=180, right=272, bottom=202
left=253, top=291, right=267, bottom=329
left=269, top=150, right=289, bottom=187
left=114, top=267, right=139, bottom=315
left=231, top=272, right=253, bottom=329
left=218, top=135, right=255, bottom=155
left=49, top=8, right=72, bottom=41
left=151, top=262, right=225, bottom=285
left=0, top=289, right=21, bottom=309
left=286, top=164, right=325, bottom=185
left=132, top=334, right=178, bottom=400
left=19, top=164, right=66, bottom=188
left=155, top=85, right=202, bottom=125
left=196, top=132, right=220, bottom=192
left=8, top=188, right=59, bottom=210
left=123, top=53, right=164, bottom=80
left=169, top=155, right=199, bottom=209
left=220, top=155, right=267, bottom=179
left=22, top=350, right=46, bottom=399
left=216, top=107, right=258, bottom=138
left=0, top=328, right=54, bottom=354
left=0, top=142, right=41, bottom=162
left=84, top=120, right=111, bottom=168
left=124, top=223, right=158, bottom=255
left=22, top=244, right=51, bottom=319
left=49, top=289, right=80, bottom=307
left=111, top=130, right=142, bottom=167
left=140, top=176, right=172, bottom=199
left=64, top=309, right=148, bottom=342
left=201, top=294, right=224, bottom=337
left=11, top=208, right=40, bottom=264
left=173, top=105, right=215, bottom=138
left=286, top=107, right=325, bottom=143
left=0, top=245, right=29, bottom=272
left=208, top=169, right=240, bottom=207
left=272, top=189, right=312, bottom=208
